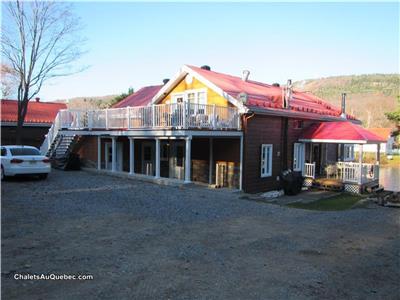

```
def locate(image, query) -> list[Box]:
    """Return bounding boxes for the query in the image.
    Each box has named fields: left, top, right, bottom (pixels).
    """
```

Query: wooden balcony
left=58, top=103, right=241, bottom=131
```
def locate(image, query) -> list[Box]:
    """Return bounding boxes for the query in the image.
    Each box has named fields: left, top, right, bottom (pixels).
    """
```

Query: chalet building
left=40, top=65, right=385, bottom=194
left=1, top=99, right=67, bottom=148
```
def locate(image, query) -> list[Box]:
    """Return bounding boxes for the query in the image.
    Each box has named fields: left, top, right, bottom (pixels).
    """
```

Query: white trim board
left=59, top=129, right=243, bottom=138
left=298, top=138, right=382, bottom=144
left=151, top=65, right=248, bottom=113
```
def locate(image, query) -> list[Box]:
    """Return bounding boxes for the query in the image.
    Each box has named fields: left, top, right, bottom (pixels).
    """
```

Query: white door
left=293, top=143, right=305, bottom=173
left=142, top=142, right=154, bottom=176
left=105, top=142, right=123, bottom=171
left=169, top=141, right=185, bottom=180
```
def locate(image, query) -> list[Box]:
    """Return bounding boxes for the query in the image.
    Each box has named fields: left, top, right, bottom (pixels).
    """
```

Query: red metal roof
left=1, top=99, right=66, bottom=124
left=112, top=85, right=163, bottom=108
left=299, top=121, right=386, bottom=143
left=187, top=65, right=356, bottom=120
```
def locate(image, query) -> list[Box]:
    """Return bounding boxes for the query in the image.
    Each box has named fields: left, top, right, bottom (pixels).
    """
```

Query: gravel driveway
left=2, top=170, right=399, bottom=299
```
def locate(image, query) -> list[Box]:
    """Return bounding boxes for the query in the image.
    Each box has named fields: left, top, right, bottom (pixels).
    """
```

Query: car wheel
left=38, top=173, right=48, bottom=180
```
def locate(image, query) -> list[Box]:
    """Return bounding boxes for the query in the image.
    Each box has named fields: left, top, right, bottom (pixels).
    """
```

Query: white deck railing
left=40, top=113, right=61, bottom=155
left=303, top=161, right=379, bottom=184
left=303, top=162, right=316, bottom=179
left=58, top=103, right=240, bottom=131
left=41, top=103, right=240, bottom=154
left=329, top=162, right=379, bottom=184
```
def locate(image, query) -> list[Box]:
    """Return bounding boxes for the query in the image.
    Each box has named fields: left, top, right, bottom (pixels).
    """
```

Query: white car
left=1, top=145, right=51, bottom=180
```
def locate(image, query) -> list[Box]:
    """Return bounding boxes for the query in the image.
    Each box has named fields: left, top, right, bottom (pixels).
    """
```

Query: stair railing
left=40, top=110, right=64, bottom=155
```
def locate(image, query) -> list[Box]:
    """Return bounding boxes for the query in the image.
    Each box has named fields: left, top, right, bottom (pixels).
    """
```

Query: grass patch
left=287, top=194, right=364, bottom=211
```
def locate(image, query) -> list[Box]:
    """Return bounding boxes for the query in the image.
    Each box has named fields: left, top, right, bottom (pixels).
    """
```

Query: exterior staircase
left=46, top=134, right=79, bottom=170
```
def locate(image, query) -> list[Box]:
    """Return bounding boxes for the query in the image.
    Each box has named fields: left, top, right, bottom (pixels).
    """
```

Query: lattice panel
left=344, top=184, right=361, bottom=194
left=303, top=178, right=313, bottom=187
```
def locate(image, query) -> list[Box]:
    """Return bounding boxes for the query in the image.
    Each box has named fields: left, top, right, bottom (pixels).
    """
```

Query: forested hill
left=293, top=74, right=399, bottom=128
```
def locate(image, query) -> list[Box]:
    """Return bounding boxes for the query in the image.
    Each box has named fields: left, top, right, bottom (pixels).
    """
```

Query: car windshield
left=10, top=148, right=40, bottom=156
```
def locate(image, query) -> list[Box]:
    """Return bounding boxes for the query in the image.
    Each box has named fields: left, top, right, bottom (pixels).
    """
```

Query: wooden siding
left=160, top=76, right=232, bottom=107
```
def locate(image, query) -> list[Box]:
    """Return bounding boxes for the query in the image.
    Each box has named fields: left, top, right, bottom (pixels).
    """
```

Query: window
left=171, top=89, right=207, bottom=114
left=343, top=144, right=354, bottom=161
left=10, top=147, right=40, bottom=156
left=1, top=147, right=6, bottom=156
left=261, top=144, right=273, bottom=177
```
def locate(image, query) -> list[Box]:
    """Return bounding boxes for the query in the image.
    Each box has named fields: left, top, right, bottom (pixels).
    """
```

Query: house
left=40, top=65, right=385, bottom=194
left=354, top=128, right=394, bottom=155
left=1, top=98, right=67, bottom=148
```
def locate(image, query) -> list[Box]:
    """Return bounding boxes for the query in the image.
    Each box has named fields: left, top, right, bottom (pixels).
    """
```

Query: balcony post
left=129, top=137, right=135, bottom=175
left=184, top=136, right=192, bottom=183
left=127, top=107, right=131, bottom=130
left=212, top=104, right=216, bottom=129
left=111, top=136, right=117, bottom=172
left=152, top=105, right=155, bottom=128
left=97, top=136, right=101, bottom=170
left=155, top=138, right=160, bottom=178
left=358, top=143, right=363, bottom=184
left=183, top=102, right=187, bottom=129
left=105, top=109, right=109, bottom=130
left=87, top=111, right=92, bottom=130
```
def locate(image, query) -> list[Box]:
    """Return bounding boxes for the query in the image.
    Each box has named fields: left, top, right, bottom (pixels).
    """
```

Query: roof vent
left=341, top=92, right=347, bottom=118
left=35, top=97, right=40, bottom=102
left=272, top=83, right=280, bottom=87
left=242, top=70, right=250, bottom=82
left=283, top=79, right=292, bottom=109
left=201, top=65, right=211, bottom=71
left=238, top=92, right=248, bottom=104
left=163, top=78, right=170, bottom=85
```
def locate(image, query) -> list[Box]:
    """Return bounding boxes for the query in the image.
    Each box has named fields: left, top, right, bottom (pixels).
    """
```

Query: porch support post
left=155, top=138, right=160, bottom=179
left=111, top=136, right=117, bottom=172
left=376, top=143, right=380, bottom=163
left=209, top=138, right=213, bottom=185
left=129, top=137, right=135, bottom=175
left=97, top=136, right=101, bottom=170
left=184, top=136, right=192, bottom=183
left=239, top=135, right=243, bottom=191
left=358, top=143, right=363, bottom=184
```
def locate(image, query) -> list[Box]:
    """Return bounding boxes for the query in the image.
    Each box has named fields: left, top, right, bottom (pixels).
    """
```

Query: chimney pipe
left=200, top=65, right=211, bottom=71
left=35, top=97, right=40, bottom=102
left=162, top=78, right=169, bottom=85
left=341, top=93, right=346, bottom=118
left=242, top=70, right=250, bottom=82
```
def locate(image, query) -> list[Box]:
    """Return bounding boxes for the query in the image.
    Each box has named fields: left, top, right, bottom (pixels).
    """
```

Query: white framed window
left=343, top=144, right=354, bottom=161
left=261, top=144, right=273, bottom=177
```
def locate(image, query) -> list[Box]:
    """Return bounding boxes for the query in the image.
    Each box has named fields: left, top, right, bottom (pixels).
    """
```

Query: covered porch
left=71, top=129, right=244, bottom=190
left=296, top=121, right=386, bottom=193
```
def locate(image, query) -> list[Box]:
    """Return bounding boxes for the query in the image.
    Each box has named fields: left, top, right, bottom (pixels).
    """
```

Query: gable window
left=171, top=89, right=207, bottom=114
left=261, top=144, right=273, bottom=177
left=343, top=144, right=354, bottom=161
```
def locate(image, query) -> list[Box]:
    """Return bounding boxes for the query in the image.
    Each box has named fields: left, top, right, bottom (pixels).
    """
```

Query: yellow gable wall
left=159, top=76, right=232, bottom=107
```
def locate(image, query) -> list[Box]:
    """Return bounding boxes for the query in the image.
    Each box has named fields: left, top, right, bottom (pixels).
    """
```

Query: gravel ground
left=2, top=170, right=399, bottom=300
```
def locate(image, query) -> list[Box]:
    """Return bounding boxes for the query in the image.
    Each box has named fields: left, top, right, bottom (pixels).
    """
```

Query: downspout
left=281, top=79, right=292, bottom=170
left=242, top=112, right=255, bottom=192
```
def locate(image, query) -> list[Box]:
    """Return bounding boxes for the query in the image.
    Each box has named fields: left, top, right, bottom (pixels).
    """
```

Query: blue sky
left=11, top=2, right=400, bottom=100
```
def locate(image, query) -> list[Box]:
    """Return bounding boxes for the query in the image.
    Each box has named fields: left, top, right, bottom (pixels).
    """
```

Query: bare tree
left=1, top=0, right=85, bottom=144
